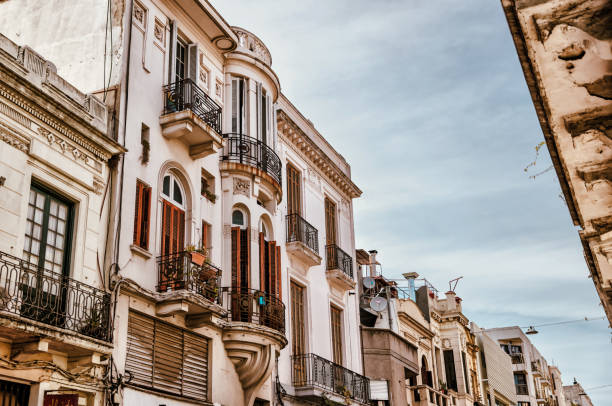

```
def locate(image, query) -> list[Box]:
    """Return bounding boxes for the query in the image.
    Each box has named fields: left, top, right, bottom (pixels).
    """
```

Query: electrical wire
left=520, top=316, right=605, bottom=329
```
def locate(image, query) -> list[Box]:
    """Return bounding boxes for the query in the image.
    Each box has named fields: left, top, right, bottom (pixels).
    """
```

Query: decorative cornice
left=277, top=110, right=362, bottom=199
left=0, top=122, right=29, bottom=152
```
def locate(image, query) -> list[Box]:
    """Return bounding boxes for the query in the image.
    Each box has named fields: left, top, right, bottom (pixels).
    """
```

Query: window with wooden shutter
left=444, top=349, right=458, bottom=391
left=125, top=311, right=209, bottom=400
left=330, top=305, right=343, bottom=366
left=324, top=197, right=337, bottom=245
left=291, top=282, right=306, bottom=382
left=161, top=200, right=185, bottom=256
left=287, top=164, right=301, bottom=216
left=259, top=234, right=281, bottom=298
left=133, top=181, right=151, bottom=250
left=231, top=227, right=251, bottom=322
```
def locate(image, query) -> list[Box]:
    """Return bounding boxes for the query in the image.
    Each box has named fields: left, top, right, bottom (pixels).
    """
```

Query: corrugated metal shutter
left=125, top=311, right=209, bottom=400
left=126, top=312, right=154, bottom=387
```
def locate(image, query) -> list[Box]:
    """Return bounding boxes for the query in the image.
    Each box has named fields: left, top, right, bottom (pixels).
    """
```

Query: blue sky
left=214, top=0, right=611, bottom=402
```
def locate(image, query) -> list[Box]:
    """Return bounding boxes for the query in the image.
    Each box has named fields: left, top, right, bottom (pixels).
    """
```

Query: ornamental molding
left=233, top=27, right=272, bottom=66
left=277, top=109, right=361, bottom=199
left=0, top=123, right=29, bottom=152
left=233, top=177, right=250, bottom=197
left=0, top=77, right=112, bottom=162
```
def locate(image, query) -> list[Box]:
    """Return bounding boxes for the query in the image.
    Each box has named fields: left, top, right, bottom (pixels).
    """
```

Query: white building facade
left=0, top=0, right=367, bottom=405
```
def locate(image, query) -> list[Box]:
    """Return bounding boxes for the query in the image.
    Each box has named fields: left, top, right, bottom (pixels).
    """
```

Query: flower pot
left=190, top=251, right=206, bottom=266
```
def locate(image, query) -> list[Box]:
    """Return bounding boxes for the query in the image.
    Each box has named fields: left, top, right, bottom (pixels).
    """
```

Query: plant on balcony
left=202, top=189, right=216, bottom=203
left=336, top=385, right=353, bottom=405
left=186, top=244, right=206, bottom=266
left=439, top=380, right=448, bottom=394
left=79, top=304, right=106, bottom=339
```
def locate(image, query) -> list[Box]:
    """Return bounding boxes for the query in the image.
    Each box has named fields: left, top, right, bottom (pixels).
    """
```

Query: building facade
left=0, top=34, right=123, bottom=405
left=0, top=0, right=367, bottom=405
left=500, top=0, right=612, bottom=325
left=563, top=380, right=594, bottom=406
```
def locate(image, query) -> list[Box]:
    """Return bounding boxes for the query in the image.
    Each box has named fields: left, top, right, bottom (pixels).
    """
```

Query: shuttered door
left=125, top=312, right=209, bottom=400
left=330, top=306, right=343, bottom=366
left=133, top=181, right=151, bottom=250
left=161, top=200, right=185, bottom=256
left=291, top=282, right=306, bottom=384
left=324, top=198, right=336, bottom=245
left=287, top=164, right=301, bottom=215
left=126, top=312, right=154, bottom=387
left=231, top=227, right=250, bottom=322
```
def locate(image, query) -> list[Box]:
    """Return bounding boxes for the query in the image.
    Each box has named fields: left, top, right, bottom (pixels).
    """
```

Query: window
left=125, top=311, right=209, bottom=400
left=133, top=181, right=151, bottom=250
left=330, top=305, right=343, bottom=365
left=161, top=174, right=185, bottom=256
left=201, top=168, right=215, bottom=203
left=517, top=403, right=530, bottom=406
left=0, top=380, right=30, bottom=405
left=259, top=222, right=281, bottom=299
left=514, top=373, right=528, bottom=395
left=257, top=83, right=271, bottom=145
left=175, top=37, right=187, bottom=82
left=510, top=345, right=522, bottom=354
left=231, top=208, right=250, bottom=319
left=461, top=351, right=470, bottom=394
left=291, top=282, right=306, bottom=383
left=24, top=185, right=73, bottom=274
left=324, top=197, right=337, bottom=245
left=231, top=77, right=247, bottom=134
left=286, top=164, right=301, bottom=215
left=201, top=221, right=211, bottom=254
left=443, top=350, right=458, bottom=391
left=140, top=123, right=150, bottom=164
left=232, top=209, right=246, bottom=227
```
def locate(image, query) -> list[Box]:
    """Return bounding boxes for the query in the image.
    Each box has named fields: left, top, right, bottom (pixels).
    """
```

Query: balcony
left=155, top=251, right=224, bottom=322
left=325, top=244, right=355, bottom=292
left=220, top=133, right=282, bottom=199
left=511, top=353, right=524, bottom=364
left=286, top=214, right=321, bottom=267
left=409, top=385, right=450, bottom=406
left=160, top=79, right=223, bottom=159
left=292, top=353, right=370, bottom=405
left=531, top=361, right=543, bottom=376
left=0, top=251, right=111, bottom=342
left=219, top=287, right=287, bottom=405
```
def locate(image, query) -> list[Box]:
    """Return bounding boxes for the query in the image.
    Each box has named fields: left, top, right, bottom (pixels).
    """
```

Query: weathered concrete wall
left=0, top=0, right=127, bottom=93
left=500, top=0, right=612, bottom=325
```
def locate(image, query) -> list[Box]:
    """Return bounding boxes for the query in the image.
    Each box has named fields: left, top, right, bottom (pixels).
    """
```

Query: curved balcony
left=219, top=287, right=287, bottom=405
left=220, top=287, right=285, bottom=333
left=220, top=133, right=282, bottom=197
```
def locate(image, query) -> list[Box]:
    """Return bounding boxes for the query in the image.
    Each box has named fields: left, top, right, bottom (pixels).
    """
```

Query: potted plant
left=186, top=244, right=206, bottom=266
left=439, top=380, right=448, bottom=394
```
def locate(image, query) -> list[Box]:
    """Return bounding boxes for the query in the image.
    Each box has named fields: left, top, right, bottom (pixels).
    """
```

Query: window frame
left=330, top=304, right=343, bottom=366
left=286, top=163, right=301, bottom=216
left=133, top=180, right=152, bottom=250
left=23, top=182, right=75, bottom=276
left=324, top=197, right=337, bottom=245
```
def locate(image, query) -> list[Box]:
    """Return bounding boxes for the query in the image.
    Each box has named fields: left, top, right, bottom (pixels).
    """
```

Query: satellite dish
left=369, top=296, right=387, bottom=312
left=363, top=277, right=375, bottom=289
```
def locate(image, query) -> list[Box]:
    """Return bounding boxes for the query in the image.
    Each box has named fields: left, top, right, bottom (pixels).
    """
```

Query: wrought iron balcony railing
left=325, top=244, right=353, bottom=278
left=292, top=353, right=370, bottom=404
left=0, top=251, right=111, bottom=342
left=286, top=214, right=319, bottom=255
left=163, top=79, right=222, bottom=134
left=220, top=133, right=282, bottom=185
left=220, top=287, right=285, bottom=334
left=511, top=353, right=524, bottom=364
left=157, top=251, right=222, bottom=304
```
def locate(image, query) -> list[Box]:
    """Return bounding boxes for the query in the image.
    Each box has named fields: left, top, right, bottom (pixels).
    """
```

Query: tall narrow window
left=291, top=282, right=306, bottom=383
left=175, top=38, right=187, bottom=82
left=231, top=209, right=250, bottom=322
left=133, top=181, right=151, bottom=250
left=461, top=351, right=470, bottom=394
left=259, top=223, right=281, bottom=298
left=231, top=77, right=247, bottom=134
left=330, top=305, right=343, bottom=366
left=201, top=221, right=211, bottom=254
left=287, top=164, right=301, bottom=215
left=257, top=83, right=270, bottom=145
left=160, top=174, right=185, bottom=256
left=443, top=350, right=458, bottom=391
left=324, top=197, right=337, bottom=245
left=24, top=185, right=73, bottom=274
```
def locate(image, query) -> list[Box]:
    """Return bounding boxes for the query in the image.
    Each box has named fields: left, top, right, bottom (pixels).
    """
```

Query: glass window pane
left=58, top=204, right=67, bottom=220
left=50, top=201, right=58, bottom=216
left=173, top=181, right=182, bottom=205
left=232, top=210, right=243, bottom=226
left=34, top=209, right=43, bottom=224
left=57, top=220, right=65, bottom=234
left=36, top=192, right=45, bottom=208
left=163, top=175, right=170, bottom=196
left=48, top=216, right=57, bottom=231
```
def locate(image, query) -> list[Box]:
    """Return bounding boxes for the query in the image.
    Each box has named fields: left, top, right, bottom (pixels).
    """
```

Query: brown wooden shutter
left=287, top=164, right=301, bottom=215
left=324, top=197, right=336, bottom=245
left=133, top=182, right=143, bottom=245
left=133, top=182, right=151, bottom=250
left=331, top=306, right=343, bottom=366
left=259, top=232, right=266, bottom=293
left=126, top=312, right=209, bottom=400
left=231, top=227, right=240, bottom=289
left=161, top=200, right=185, bottom=256
left=291, top=282, right=305, bottom=383
left=275, top=245, right=281, bottom=298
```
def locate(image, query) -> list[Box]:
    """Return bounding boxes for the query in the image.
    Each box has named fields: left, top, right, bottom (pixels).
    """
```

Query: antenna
left=448, top=276, right=463, bottom=292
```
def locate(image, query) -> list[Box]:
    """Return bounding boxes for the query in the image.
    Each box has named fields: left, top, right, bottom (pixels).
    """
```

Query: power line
left=583, top=384, right=612, bottom=391
left=520, top=316, right=605, bottom=329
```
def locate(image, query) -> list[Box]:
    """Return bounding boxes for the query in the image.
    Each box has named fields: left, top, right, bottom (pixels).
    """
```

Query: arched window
left=162, top=173, right=184, bottom=208
left=231, top=207, right=250, bottom=322
left=259, top=216, right=281, bottom=304
left=160, top=173, right=186, bottom=258
left=421, top=355, right=430, bottom=386
left=232, top=209, right=245, bottom=227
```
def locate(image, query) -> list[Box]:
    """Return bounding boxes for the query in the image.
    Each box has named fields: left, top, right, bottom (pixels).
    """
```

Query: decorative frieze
left=0, top=123, right=29, bottom=152
left=233, top=178, right=250, bottom=197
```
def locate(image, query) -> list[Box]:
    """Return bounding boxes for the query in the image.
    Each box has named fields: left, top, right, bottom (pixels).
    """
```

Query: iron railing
left=221, top=133, right=282, bottom=185
left=511, top=353, right=524, bottom=364
left=220, top=287, right=285, bottom=333
left=157, top=251, right=222, bottom=304
left=0, top=251, right=111, bottom=342
left=286, top=214, right=319, bottom=255
left=292, top=353, right=370, bottom=404
left=162, top=79, right=222, bottom=134
left=516, top=383, right=529, bottom=395
left=325, top=244, right=353, bottom=278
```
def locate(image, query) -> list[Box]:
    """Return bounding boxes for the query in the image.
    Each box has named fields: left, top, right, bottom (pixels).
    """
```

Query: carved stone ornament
left=0, top=125, right=29, bottom=152
left=215, top=81, right=223, bottom=99
left=154, top=21, right=164, bottom=43
left=223, top=224, right=232, bottom=238
left=233, top=178, right=250, bottom=196
left=93, top=176, right=105, bottom=195
left=133, top=2, right=145, bottom=26
left=442, top=338, right=451, bottom=349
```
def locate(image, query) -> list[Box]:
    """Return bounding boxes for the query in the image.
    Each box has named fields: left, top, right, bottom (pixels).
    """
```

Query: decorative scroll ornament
left=233, top=178, right=250, bottom=197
